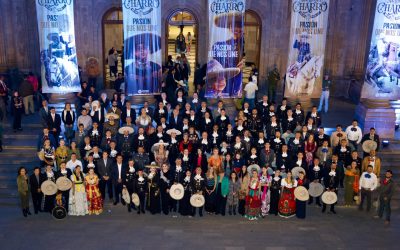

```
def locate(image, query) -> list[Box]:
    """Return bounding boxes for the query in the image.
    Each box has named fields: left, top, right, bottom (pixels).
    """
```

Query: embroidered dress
left=85, top=174, right=103, bottom=215
left=260, top=174, right=271, bottom=216
left=278, top=178, right=297, bottom=218
left=244, top=178, right=261, bottom=220
left=69, top=174, right=89, bottom=216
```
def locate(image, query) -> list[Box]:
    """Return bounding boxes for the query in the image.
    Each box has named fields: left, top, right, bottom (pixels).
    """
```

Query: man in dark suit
left=322, top=162, right=339, bottom=214
left=117, top=128, right=134, bottom=162
left=120, top=100, right=136, bottom=125
left=37, top=127, right=57, bottom=151
left=39, top=100, right=49, bottom=128
left=169, top=108, right=182, bottom=130
left=97, top=151, right=113, bottom=201
left=361, top=127, right=380, bottom=158
left=111, top=154, right=127, bottom=205
left=305, top=106, right=322, bottom=127
left=47, top=107, right=62, bottom=140
left=29, top=167, right=46, bottom=214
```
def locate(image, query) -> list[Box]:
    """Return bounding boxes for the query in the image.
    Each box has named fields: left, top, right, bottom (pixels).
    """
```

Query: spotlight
left=382, top=140, right=390, bottom=148
left=395, top=124, right=399, bottom=130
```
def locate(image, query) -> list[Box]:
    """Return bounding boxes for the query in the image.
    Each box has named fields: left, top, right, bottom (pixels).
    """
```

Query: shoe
left=199, top=212, right=203, bottom=217
left=322, top=208, right=326, bottom=213
left=121, top=200, right=126, bottom=206
left=34, top=210, right=38, bottom=214
left=137, top=210, right=140, bottom=214
left=316, top=203, right=322, bottom=207
left=128, top=207, right=131, bottom=213
left=228, top=211, right=232, bottom=215
left=113, top=201, right=118, bottom=206
left=0, top=146, right=3, bottom=152
left=26, top=209, right=32, bottom=215
left=22, top=209, right=27, bottom=217
left=141, top=209, right=145, bottom=214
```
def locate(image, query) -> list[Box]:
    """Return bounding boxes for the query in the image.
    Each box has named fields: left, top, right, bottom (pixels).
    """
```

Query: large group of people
left=13, top=77, right=395, bottom=225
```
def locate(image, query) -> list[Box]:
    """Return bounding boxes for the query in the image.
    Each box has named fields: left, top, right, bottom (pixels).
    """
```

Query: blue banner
left=122, top=0, right=162, bottom=96
left=35, top=0, right=81, bottom=93
left=205, top=0, right=245, bottom=98
left=362, top=0, right=400, bottom=100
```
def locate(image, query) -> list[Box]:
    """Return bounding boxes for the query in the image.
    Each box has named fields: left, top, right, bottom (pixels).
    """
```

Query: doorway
left=243, top=10, right=261, bottom=84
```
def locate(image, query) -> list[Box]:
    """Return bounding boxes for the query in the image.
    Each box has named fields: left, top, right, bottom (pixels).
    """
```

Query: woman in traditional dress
left=344, top=161, right=360, bottom=206
left=55, top=139, right=69, bottom=168
left=227, top=171, right=241, bottom=215
left=147, top=165, right=161, bottom=214
left=40, top=139, right=55, bottom=169
left=68, top=141, right=81, bottom=161
left=85, top=168, right=103, bottom=215
left=260, top=166, right=272, bottom=217
left=295, top=171, right=309, bottom=219
left=69, top=165, right=88, bottom=216
left=136, top=108, right=152, bottom=130
left=208, top=148, right=223, bottom=173
left=204, top=166, right=217, bottom=214
left=179, top=169, right=193, bottom=216
left=244, top=168, right=261, bottom=220
left=304, top=134, right=317, bottom=166
left=278, top=171, right=297, bottom=218
left=269, top=169, right=281, bottom=216
left=238, top=165, right=249, bottom=216
left=17, top=167, right=30, bottom=217
left=154, top=142, right=169, bottom=168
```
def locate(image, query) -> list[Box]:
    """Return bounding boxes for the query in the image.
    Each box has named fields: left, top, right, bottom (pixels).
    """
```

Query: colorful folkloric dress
left=260, top=174, right=272, bottom=216
left=278, top=178, right=297, bottom=218
left=69, top=174, right=89, bottom=216
left=85, top=174, right=103, bottom=215
left=245, top=178, right=261, bottom=220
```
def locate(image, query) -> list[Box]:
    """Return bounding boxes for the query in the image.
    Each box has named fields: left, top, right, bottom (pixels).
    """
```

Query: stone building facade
left=0, top=0, right=375, bottom=96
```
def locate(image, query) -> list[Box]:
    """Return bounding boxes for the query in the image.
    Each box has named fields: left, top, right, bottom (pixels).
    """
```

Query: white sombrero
left=308, top=182, right=324, bottom=197
left=362, top=140, right=377, bottom=153
left=166, top=128, right=182, bottom=136
left=321, top=191, right=338, bottom=205
left=131, top=193, right=140, bottom=207
left=151, top=140, right=169, bottom=152
left=291, top=166, right=306, bottom=178
left=190, top=194, right=205, bottom=208
left=105, top=113, right=120, bottom=120
left=169, top=183, right=184, bottom=200
left=294, top=186, right=309, bottom=201
left=122, top=188, right=131, bottom=204
left=118, top=126, right=134, bottom=135
left=41, top=180, right=58, bottom=196
left=56, top=177, right=72, bottom=191
left=247, top=164, right=260, bottom=174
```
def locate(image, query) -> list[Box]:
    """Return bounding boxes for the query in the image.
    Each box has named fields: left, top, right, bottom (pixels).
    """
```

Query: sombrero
left=321, top=191, right=337, bottom=205
left=131, top=193, right=140, bottom=207
left=166, top=128, right=182, bottom=136
left=41, top=180, right=58, bottom=196
left=169, top=183, right=184, bottom=200
left=105, top=113, right=120, bottom=120
left=52, top=206, right=67, bottom=220
left=291, top=166, right=306, bottom=178
left=151, top=140, right=169, bottom=152
left=145, top=162, right=160, bottom=169
left=118, top=126, right=134, bottom=135
left=294, top=186, right=309, bottom=201
left=56, top=177, right=72, bottom=191
left=190, top=194, right=205, bottom=208
left=362, top=140, right=377, bottom=153
left=122, top=188, right=131, bottom=204
left=207, top=59, right=240, bottom=81
left=214, top=12, right=244, bottom=28
left=308, top=182, right=324, bottom=197
left=247, top=164, right=260, bottom=174
left=125, top=33, right=161, bottom=57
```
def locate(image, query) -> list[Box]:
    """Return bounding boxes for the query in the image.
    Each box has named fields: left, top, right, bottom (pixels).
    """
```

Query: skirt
left=278, top=187, right=296, bottom=218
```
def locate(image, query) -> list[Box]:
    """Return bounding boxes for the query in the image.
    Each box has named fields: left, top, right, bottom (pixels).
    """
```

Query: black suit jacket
left=111, top=162, right=127, bottom=184
left=121, top=108, right=137, bottom=124
left=47, top=113, right=62, bottom=134
left=29, top=173, right=46, bottom=194
left=97, top=157, right=113, bottom=179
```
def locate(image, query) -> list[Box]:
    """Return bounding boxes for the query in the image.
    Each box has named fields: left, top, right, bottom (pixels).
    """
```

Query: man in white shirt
left=77, top=108, right=93, bottom=132
left=359, top=165, right=378, bottom=212
left=66, top=153, right=83, bottom=171
left=345, top=120, right=362, bottom=149
left=244, top=75, right=258, bottom=110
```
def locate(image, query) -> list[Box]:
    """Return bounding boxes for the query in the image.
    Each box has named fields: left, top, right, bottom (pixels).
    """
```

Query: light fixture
left=382, top=140, right=390, bottom=148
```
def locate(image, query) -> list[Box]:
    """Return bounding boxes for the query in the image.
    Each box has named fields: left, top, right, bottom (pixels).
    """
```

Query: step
left=3, top=134, right=39, bottom=140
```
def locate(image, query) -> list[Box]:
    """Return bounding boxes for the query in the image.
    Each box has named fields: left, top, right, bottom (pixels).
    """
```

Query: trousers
left=318, top=90, right=329, bottom=113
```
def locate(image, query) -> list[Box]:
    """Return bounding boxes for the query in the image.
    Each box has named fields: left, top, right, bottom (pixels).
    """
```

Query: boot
left=22, top=209, right=27, bottom=217
left=322, top=205, right=326, bottom=213
left=233, top=205, right=237, bottom=215
left=228, top=206, right=232, bottom=215
left=26, top=208, right=32, bottom=215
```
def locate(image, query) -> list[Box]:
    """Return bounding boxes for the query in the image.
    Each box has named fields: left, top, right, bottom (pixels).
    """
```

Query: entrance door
left=243, top=10, right=261, bottom=84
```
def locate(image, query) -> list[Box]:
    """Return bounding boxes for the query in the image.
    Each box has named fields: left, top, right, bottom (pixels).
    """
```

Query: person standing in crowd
left=85, top=167, right=103, bottom=215
left=19, top=75, right=35, bottom=115
left=39, top=100, right=49, bottom=128
left=204, top=166, right=217, bottom=215
left=97, top=151, right=113, bottom=202
left=361, top=149, right=381, bottom=177
left=374, top=170, right=395, bottom=225
left=29, top=167, right=45, bottom=214
left=12, top=91, right=23, bottom=132
left=259, top=166, right=271, bottom=217
left=344, top=161, right=360, bottom=206
left=227, top=171, right=240, bottom=215
left=17, top=167, right=31, bottom=217
left=345, top=120, right=362, bottom=150
left=322, top=163, right=339, bottom=214
left=317, top=73, right=331, bottom=113
left=62, top=102, right=76, bottom=145
left=107, top=47, right=118, bottom=78
left=47, top=107, right=62, bottom=140
left=69, top=165, right=88, bottom=216
left=361, top=128, right=380, bottom=157
left=296, top=171, right=309, bottom=219
left=111, top=154, right=126, bottom=206
left=243, top=75, right=258, bottom=110
left=358, top=165, right=378, bottom=213
left=266, top=65, right=280, bottom=102
left=245, top=168, right=261, bottom=220
left=215, top=170, right=229, bottom=216
left=279, top=171, right=297, bottom=218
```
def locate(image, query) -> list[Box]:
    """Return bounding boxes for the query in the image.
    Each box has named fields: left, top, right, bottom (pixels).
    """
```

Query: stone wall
left=0, top=0, right=376, bottom=97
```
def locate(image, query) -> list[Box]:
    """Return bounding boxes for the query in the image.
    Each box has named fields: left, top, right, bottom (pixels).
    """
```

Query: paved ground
left=0, top=200, right=398, bottom=250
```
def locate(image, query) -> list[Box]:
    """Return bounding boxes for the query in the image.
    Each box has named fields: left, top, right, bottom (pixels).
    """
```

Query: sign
left=205, top=0, right=245, bottom=98
left=123, top=0, right=162, bottom=96
left=36, top=0, right=81, bottom=93
left=362, top=0, right=400, bottom=100
left=285, top=0, right=330, bottom=98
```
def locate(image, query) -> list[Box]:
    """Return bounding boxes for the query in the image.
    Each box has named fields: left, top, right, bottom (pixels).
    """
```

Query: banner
left=285, top=0, right=330, bottom=98
left=36, top=0, right=81, bottom=93
left=123, top=0, right=162, bottom=96
left=205, top=0, right=245, bottom=98
left=362, top=0, right=400, bottom=100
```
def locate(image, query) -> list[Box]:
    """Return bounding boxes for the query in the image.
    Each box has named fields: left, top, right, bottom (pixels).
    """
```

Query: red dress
left=245, top=178, right=261, bottom=219
left=278, top=178, right=297, bottom=218
left=85, top=175, right=103, bottom=215
left=305, top=141, right=317, bottom=166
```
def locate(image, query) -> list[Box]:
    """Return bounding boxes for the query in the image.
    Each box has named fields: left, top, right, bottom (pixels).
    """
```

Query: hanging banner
left=123, top=0, right=162, bottom=96
left=36, top=0, right=81, bottom=93
left=205, top=0, right=245, bottom=98
left=285, top=0, right=330, bottom=98
left=362, top=0, right=400, bottom=100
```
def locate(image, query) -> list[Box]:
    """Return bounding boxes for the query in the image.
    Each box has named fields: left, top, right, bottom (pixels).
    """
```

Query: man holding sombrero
left=207, top=12, right=245, bottom=97
left=124, top=33, right=162, bottom=95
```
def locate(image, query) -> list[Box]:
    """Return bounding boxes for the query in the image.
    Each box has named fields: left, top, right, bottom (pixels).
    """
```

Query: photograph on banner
left=205, top=0, right=245, bottom=98
left=285, top=0, right=330, bottom=99
left=36, top=0, right=81, bottom=94
left=362, top=0, right=400, bottom=100
left=123, top=0, right=162, bottom=96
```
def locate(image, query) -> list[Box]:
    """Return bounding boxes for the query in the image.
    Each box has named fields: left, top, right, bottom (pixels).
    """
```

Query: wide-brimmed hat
left=125, top=33, right=161, bottom=57
left=294, top=186, right=309, bottom=201
left=122, top=188, right=131, bottom=204
left=131, top=193, right=140, bottom=206
left=362, top=140, right=377, bottom=153
left=105, top=113, right=120, bottom=120
left=166, top=128, right=182, bottom=136
left=169, top=183, right=184, bottom=200
left=291, top=166, right=306, bottom=178
left=52, top=206, right=67, bottom=220
left=308, top=182, right=324, bottom=197
left=151, top=140, right=169, bottom=152
left=145, top=162, right=160, bottom=169
left=56, top=177, right=72, bottom=191
left=247, top=164, right=260, bottom=174
left=321, top=191, right=337, bottom=205
left=41, top=180, right=58, bottom=196
left=190, top=194, right=205, bottom=208
left=214, top=12, right=244, bottom=28
left=207, top=59, right=240, bottom=81
left=118, top=126, right=134, bottom=135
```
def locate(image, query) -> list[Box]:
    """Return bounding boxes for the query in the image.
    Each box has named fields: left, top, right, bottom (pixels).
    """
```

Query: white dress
left=68, top=174, right=89, bottom=216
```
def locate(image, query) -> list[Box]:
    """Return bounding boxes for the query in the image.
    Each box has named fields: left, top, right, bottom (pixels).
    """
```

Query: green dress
left=17, top=175, right=29, bottom=208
